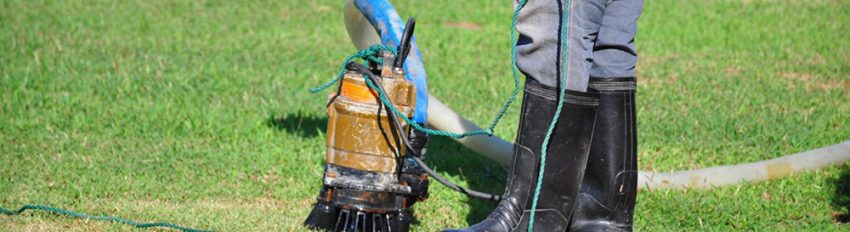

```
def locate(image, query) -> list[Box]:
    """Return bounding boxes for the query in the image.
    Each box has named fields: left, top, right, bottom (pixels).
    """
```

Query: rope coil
left=309, top=22, right=526, bottom=139
left=310, top=44, right=504, bottom=138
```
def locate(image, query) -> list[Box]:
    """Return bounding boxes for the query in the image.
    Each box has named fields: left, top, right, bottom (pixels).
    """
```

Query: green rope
left=486, top=0, right=527, bottom=131
left=528, top=0, right=570, bottom=230
left=309, top=5, right=532, bottom=139
left=359, top=67, right=493, bottom=138
left=1, top=204, right=211, bottom=232
left=309, top=44, right=397, bottom=94
left=310, top=44, right=494, bottom=138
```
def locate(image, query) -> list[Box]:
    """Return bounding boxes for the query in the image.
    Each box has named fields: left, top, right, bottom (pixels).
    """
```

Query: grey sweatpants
left=515, top=0, right=643, bottom=91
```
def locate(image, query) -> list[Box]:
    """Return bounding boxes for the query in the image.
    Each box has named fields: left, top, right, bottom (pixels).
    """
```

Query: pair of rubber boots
left=444, top=77, right=637, bottom=232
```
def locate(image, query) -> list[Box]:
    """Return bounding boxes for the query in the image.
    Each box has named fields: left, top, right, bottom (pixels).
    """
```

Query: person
left=443, top=0, right=643, bottom=231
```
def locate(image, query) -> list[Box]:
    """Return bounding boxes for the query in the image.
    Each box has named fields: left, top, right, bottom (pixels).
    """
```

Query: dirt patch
left=809, top=54, right=826, bottom=66
left=817, top=79, right=850, bottom=92
left=443, top=21, right=483, bottom=30
left=739, top=0, right=832, bottom=5
left=725, top=66, right=742, bottom=76
left=780, top=72, right=850, bottom=92
left=761, top=192, right=773, bottom=201
left=781, top=72, right=812, bottom=82
left=1, top=218, right=109, bottom=232
left=315, top=5, right=333, bottom=12
left=636, top=53, right=682, bottom=87
left=131, top=198, right=288, bottom=212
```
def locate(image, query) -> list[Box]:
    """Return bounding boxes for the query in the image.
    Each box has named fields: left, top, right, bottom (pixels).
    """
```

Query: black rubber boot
left=569, top=77, right=638, bottom=232
left=443, top=79, right=598, bottom=232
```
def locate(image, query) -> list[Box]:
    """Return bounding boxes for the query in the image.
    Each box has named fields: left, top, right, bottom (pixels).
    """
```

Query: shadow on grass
left=265, top=112, right=327, bottom=137
left=425, top=136, right=509, bottom=226
left=832, top=166, right=850, bottom=223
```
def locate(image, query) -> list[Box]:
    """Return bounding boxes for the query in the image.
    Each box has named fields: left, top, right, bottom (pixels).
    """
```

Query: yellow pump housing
left=325, top=59, right=415, bottom=174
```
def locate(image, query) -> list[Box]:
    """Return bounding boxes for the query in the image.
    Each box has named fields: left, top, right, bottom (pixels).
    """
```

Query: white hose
left=427, top=94, right=850, bottom=190
left=637, top=141, right=850, bottom=190
left=343, top=0, right=381, bottom=51
left=344, top=4, right=850, bottom=190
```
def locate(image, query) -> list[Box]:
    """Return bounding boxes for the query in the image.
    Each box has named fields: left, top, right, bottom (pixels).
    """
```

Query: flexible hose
left=427, top=96, right=850, bottom=190
left=343, top=1, right=850, bottom=191
left=637, top=141, right=850, bottom=189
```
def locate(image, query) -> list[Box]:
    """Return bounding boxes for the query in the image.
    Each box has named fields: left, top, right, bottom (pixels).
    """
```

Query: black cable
left=394, top=18, right=416, bottom=68
left=348, top=62, right=501, bottom=202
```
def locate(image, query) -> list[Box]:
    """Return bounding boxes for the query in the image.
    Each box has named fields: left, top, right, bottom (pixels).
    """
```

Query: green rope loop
left=310, top=44, right=397, bottom=93
left=309, top=38, right=523, bottom=139
left=486, top=0, right=527, bottom=131
left=1, top=204, right=211, bottom=232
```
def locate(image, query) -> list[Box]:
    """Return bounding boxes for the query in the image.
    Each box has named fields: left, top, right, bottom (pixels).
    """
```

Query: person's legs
left=515, top=0, right=606, bottom=91
left=570, top=1, right=643, bottom=231
left=442, top=1, right=610, bottom=231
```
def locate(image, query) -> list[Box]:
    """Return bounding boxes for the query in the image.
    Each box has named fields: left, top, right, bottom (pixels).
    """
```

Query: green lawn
left=1, top=0, right=849, bottom=231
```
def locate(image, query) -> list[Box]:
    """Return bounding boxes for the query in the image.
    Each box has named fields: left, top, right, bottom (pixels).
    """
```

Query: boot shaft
left=570, top=77, right=638, bottom=231
left=443, top=79, right=600, bottom=232
left=514, top=79, right=599, bottom=232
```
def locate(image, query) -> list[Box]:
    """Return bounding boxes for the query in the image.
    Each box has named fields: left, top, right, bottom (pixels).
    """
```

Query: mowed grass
left=1, top=0, right=848, bottom=231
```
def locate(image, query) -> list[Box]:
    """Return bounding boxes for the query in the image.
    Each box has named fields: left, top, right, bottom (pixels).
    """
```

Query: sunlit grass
left=1, top=0, right=848, bottom=231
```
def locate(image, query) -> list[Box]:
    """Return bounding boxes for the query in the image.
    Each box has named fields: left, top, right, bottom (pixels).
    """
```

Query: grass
left=1, top=0, right=849, bottom=231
